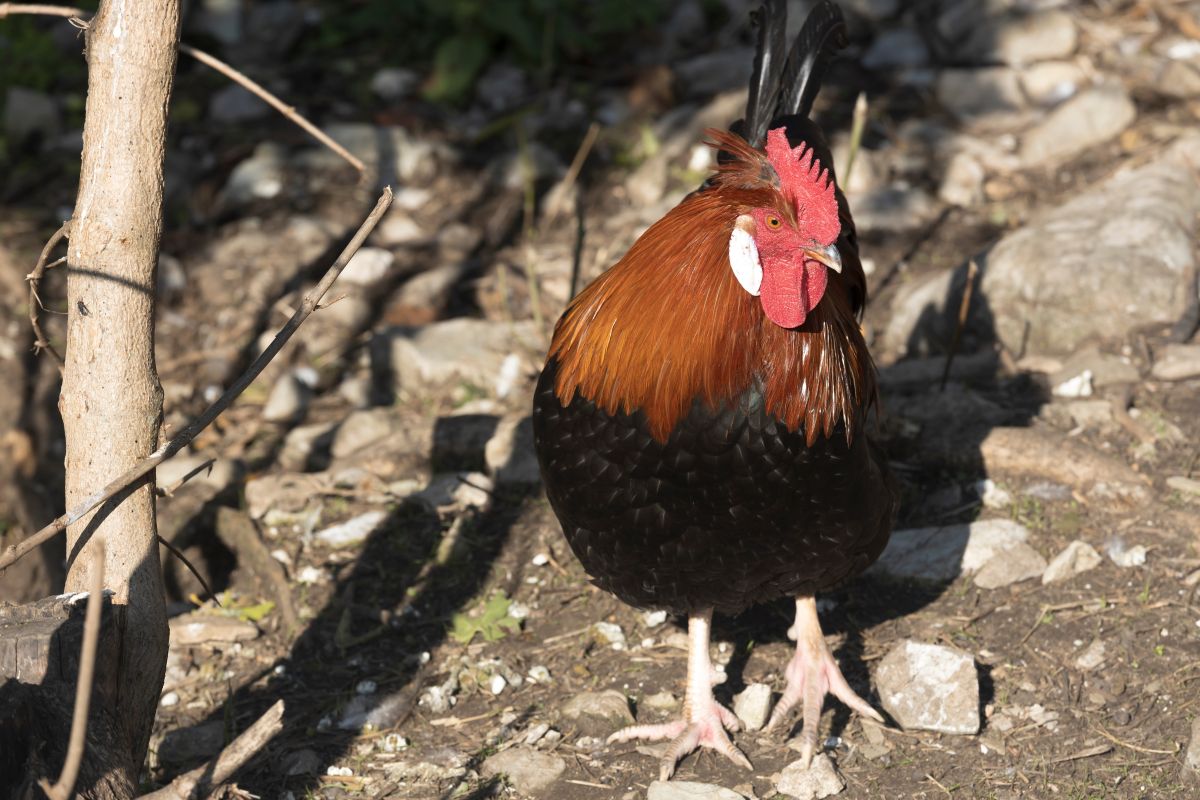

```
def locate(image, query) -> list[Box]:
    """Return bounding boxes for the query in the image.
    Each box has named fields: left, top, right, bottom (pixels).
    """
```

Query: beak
left=803, top=243, right=842, bottom=274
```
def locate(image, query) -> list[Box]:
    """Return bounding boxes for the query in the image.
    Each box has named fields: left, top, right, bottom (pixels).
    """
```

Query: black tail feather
left=743, top=0, right=789, bottom=149
left=776, top=0, right=848, bottom=120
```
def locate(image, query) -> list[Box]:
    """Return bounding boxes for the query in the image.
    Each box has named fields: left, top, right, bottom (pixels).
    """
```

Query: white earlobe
left=728, top=216, right=762, bottom=296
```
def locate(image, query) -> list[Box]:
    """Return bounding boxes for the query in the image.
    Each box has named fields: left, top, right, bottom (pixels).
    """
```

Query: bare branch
left=26, top=219, right=71, bottom=370
left=178, top=44, right=365, bottom=174
left=0, top=188, right=393, bottom=573
left=37, top=539, right=106, bottom=800
left=138, top=700, right=285, bottom=800
left=0, top=5, right=366, bottom=174
left=156, top=534, right=218, bottom=604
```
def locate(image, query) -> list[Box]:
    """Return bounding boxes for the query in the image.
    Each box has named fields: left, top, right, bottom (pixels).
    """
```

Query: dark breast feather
left=533, top=356, right=896, bottom=616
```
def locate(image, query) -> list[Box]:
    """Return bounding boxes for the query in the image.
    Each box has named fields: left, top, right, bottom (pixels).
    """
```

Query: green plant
left=450, top=590, right=522, bottom=643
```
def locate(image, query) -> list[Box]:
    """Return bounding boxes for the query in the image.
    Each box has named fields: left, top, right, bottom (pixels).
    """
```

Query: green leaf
left=449, top=591, right=522, bottom=644
left=236, top=600, right=275, bottom=622
left=423, top=33, right=491, bottom=103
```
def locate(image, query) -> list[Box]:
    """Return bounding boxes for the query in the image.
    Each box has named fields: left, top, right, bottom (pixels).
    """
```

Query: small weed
left=450, top=590, right=522, bottom=644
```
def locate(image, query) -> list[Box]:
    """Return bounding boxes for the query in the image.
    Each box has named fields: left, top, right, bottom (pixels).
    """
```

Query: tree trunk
left=61, top=0, right=180, bottom=785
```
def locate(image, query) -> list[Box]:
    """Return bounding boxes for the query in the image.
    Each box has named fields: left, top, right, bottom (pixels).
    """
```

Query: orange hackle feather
left=549, top=129, right=874, bottom=445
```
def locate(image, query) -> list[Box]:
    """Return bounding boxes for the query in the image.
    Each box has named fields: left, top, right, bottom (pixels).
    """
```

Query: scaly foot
left=607, top=610, right=752, bottom=780
left=764, top=596, right=883, bottom=766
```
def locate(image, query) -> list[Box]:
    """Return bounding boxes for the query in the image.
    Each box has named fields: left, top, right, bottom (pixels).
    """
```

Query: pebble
left=376, top=318, right=540, bottom=398
left=875, top=640, right=980, bottom=735
left=337, top=247, right=395, bottom=287
left=221, top=142, right=286, bottom=206
left=647, top=781, right=747, bottom=800
left=356, top=680, right=377, bottom=695
left=1184, top=717, right=1200, bottom=783
left=870, top=518, right=1032, bottom=584
left=1168, top=476, right=1200, bottom=498
left=1074, top=640, right=1107, bottom=671
left=485, top=415, right=541, bottom=486
left=370, top=67, right=419, bottom=100
left=847, top=187, right=936, bottom=233
left=169, top=614, right=259, bottom=645
left=528, top=665, right=552, bottom=684
left=490, top=674, right=508, bottom=695
left=262, top=371, right=311, bottom=423
left=985, top=10, right=1077, bottom=66
left=157, top=720, right=225, bottom=764
left=209, top=84, right=270, bottom=124
left=938, top=152, right=986, bottom=207
left=1021, top=61, right=1084, bottom=106
left=315, top=511, right=387, bottom=548
left=774, top=753, right=845, bottom=799
left=643, top=610, right=669, bottom=627
left=936, top=68, right=1025, bottom=120
left=733, top=683, right=772, bottom=732
left=524, top=722, right=552, bottom=745
left=1106, top=539, right=1147, bottom=568
left=1019, top=85, right=1136, bottom=166
left=592, top=621, right=627, bottom=648
left=160, top=691, right=180, bottom=707
left=281, top=748, right=322, bottom=777
left=1042, top=540, right=1103, bottom=584
left=972, top=542, right=1047, bottom=589
left=642, top=691, right=679, bottom=711
left=561, top=690, right=634, bottom=737
left=1151, top=344, right=1200, bottom=381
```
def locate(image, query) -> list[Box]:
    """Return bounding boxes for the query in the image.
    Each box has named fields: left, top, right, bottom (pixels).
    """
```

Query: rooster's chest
left=531, top=357, right=894, bottom=615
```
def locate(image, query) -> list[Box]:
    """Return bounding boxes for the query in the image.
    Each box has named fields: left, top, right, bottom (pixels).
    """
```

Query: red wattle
left=759, top=259, right=828, bottom=329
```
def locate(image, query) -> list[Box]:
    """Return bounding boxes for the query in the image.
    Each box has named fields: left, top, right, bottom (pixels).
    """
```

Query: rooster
left=532, top=0, right=896, bottom=779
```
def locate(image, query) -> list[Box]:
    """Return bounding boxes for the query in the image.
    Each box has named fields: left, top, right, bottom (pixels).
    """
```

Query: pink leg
left=764, top=596, right=883, bottom=766
left=608, top=609, right=752, bottom=780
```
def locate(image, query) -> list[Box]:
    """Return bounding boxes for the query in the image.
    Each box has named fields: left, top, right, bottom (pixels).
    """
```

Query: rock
left=433, top=413, right=499, bottom=471
left=281, top=748, right=323, bottom=777
left=675, top=47, right=755, bottom=96
left=337, top=247, right=394, bottom=287
left=375, top=319, right=538, bottom=398
left=1042, top=540, right=1103, bottom=584
left=870, top=519, right=1031, bottom=584
left=1053, top=369, right=1093, bottom=398
left=1053, top=348, right=1140, bottom=389
left=414, top=472, right=492, bottom=511
left=156, top=456, right=242, bottom=493
left=642, top=691, right=679, bottom=711
left=157, top=720, right=224, bottom=764
left=937, top=68, right=1025, bottom=120
left=733, top=683, right=772, bottom=732
left=1160, top=59, right=1200, bottom=100
left=1019, top=86, right=1136, bottom=166
left=262, top=371, right=310, bottom=423
left=1074, top=640, right=1107, bottom=671
left=972, top=542, right=1047, bottom=589
left=862, top=28, right=928, bottom=70
left=480, top=746, right=566, bottom=796
left=648, top=781, right=747, bottom=800
left=193, top=0, right=242, bottom=45
left=5, top=86, right=61, bottom=144
left=485, top=415, right=540, bottom=486
left=896, top=136, right=1200, bottom=357
left=774, top=753, right=845, bottom=799
left=315, top=511, right=387, bottom=548
left=331, top=408, right=404, bottom=459
left=209, top=84, right=269, bottom=124
left=591, top=621, right=627, bottom=648
left=1151, top=344, right=1200, bottom=381
left=977, top=10, right=1077, bottom=66
left=561, top=690, right=634, bottom=737
left=847, top=187, right=936, bottom=232
left=244, top=473, right=321, bottom=518
left=221, top=142, right=286, bottom=207
left=1168, top=476, right=1200, bottom=498
left=169, top=613, right=258, bottom=645
left=374, top=212, right=431, bottom=247
left=875, top=641, right=980, bottom=735
left=1106, top=539, right=1147, bottom=568
left=371, top=67, right=419, bottom=100
left=1184, top=716, right=1200, bottom=783
left=939, top=152, right=986, bottom=207
left=1021, top=61, right=1085, bottom=107
left=308, top=123, right=452, bottom=183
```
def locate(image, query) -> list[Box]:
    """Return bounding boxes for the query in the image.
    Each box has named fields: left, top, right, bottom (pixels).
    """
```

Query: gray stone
left=775, top=753, right=845, bottom=799
left=1061, top=399, right=1114, bottom=428
left=156, top=456, right=242, bottom=493
left=485, top=415, right=540, bottom=486
left=862, top=28, right=928, bottom=70
left=281, top=748, right=323, bottom=776
left=1074, top=640, right=1107, bottom=671
left=193, top=0, right=242, bottom=44
left=480, top=746, right=566, bottom=796
left=331, top=408, right=400, bottom=459
left=434, top=413, right=499, bottom=472
left=642, top=691, right=679, bottom=711
left=847, top=187, right=936, bottom=232
left=391, top=263, right=467, bottom=316
left=371, top=67, right=419, bottom=100
left=414, top=472, right=492, bottom=512
left=939, top=152, right=986, bottom=207
left=309, top=123, right=452, bottom=183
left=733, top=683, right=772, bottom=732
left=315, top=511, right=387, bottom=548
left=157, top=720, right=225, bottom=764
left=221, top=143, right=285, bottom=206
left=493, top=143, right=565, bottom=191
left=169, top=613, right=258, bottom=645
left=1151, top=343, right=1200, bottom=381
left=209, top=84, right=269, bottom=123
left=337, top=247, right=394, bottom=287
left=561, top=690, right=634, bottom=737
left=262, top=371, right=310, bottom=424
left=937, top=68, right=1025, bottom=120
left=972, top=542, right=1047, bottom=589
left=4, top=87, right=61, bottom=144
left=1019, top=86, right=1136, bottom=166
left=1021, top=61, right=1085, bottom=106
left=894, top=137, right=1200, bottom=358
left=1168, top=476, right=1200, bottom=498
left=972, top=10, right=1077, bottom=66
left=376, top=319, right=539, bottom=398
left=1053, top=348, right=1140, bottom=389
left=675, top=47, right=755, bottom=96
left=375, top=212, right=431, bottom=246
left=648, top=781, right=747, bottom=800
left=1160, top=59, right=1200, bottom=100
left=1042, top=540, right=1103, bottom=584
left=876, top=641, right=980, bottom=735
left=1184, top=716, right=1200, bottom=783
left=870, top=519, right=1031, bottom=584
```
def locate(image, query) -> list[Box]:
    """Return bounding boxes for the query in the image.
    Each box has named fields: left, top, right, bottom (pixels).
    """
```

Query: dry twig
left=138, top=700, right=285, bottom=800
left=941, top=259, right=978, bottom=391
left=0, top=189, right=393, bottom=573
left=37, top=540, right=106, bottom=800
left=0, top=4, right=365, bottom=174
left=25, top=219, right=71, bottom=369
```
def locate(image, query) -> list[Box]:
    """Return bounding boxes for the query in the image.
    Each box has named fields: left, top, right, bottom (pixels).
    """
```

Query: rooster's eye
left=766, top=215, right=782, bottom=229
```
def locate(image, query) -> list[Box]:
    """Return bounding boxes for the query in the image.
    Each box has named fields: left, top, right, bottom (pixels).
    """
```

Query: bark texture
left=61, top=0, right=180, bottom=784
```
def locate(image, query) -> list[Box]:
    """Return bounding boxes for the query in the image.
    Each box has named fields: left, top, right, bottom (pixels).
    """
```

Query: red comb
left=764, top=127, right=840, bottom=246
